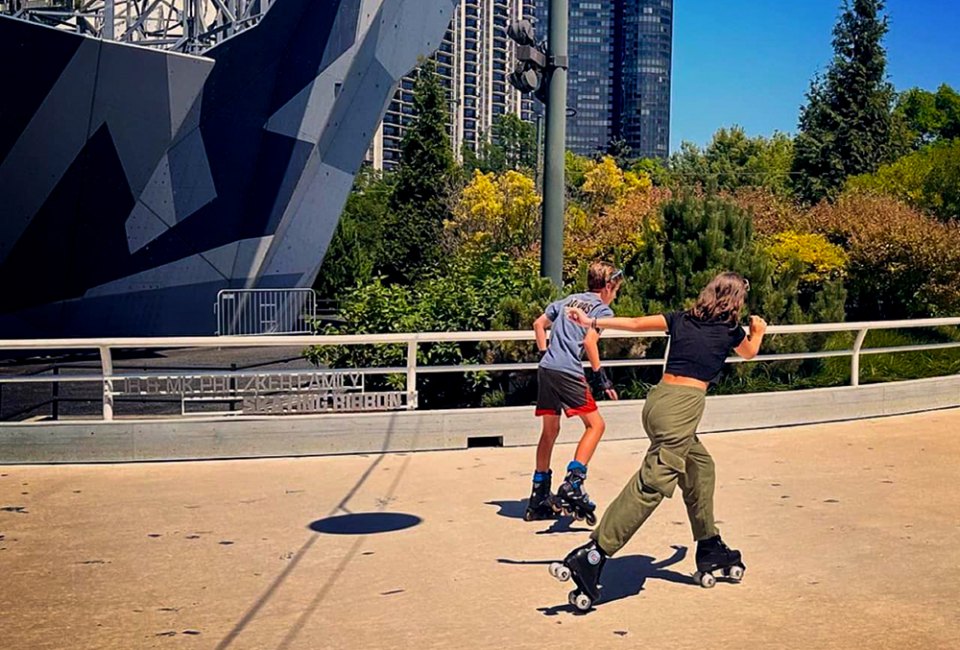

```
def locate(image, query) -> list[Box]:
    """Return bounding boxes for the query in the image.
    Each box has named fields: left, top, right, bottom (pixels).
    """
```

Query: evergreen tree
left=382, top=60, right=457, bottom=283
left=313, top=167, right=394, bottom=299
left=791, top=0, right=899, bottom=204
left=462, top=114, right=537, bottom=175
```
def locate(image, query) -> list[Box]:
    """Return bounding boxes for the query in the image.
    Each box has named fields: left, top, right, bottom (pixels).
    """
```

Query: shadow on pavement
left=484, top=500, right=590, bottom=534
left=308, top=512, right=422, bottom=535
left=502, top=545, right=693, bottom=615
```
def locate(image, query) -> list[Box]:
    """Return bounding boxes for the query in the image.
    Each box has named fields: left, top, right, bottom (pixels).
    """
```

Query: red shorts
left=535, top=367, right=597, bottom=417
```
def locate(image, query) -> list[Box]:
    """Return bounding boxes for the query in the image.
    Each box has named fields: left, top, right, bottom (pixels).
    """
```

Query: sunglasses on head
left=743, top=277, right=750, bottom=292
left=609, top=269, right=624, bottom=283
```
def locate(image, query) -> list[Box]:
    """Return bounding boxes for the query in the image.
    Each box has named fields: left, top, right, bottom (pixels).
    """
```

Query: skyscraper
left=535, top=2, right=615, bottom=155
left=369, top=0, right=538, bottom=170
left=535, top=0, right=673, bottom=160
left=615, top=0, right=673, bottom=159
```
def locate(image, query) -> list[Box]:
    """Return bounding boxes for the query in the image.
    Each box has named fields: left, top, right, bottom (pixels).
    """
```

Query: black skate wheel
left=523, top=510, right=534, bottom=522
left=585, top=512, right=597, bottom=526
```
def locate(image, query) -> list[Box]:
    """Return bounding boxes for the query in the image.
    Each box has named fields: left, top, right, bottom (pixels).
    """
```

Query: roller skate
left=548, top=540, right=607, bottom=612
left=523, top=470, right=559, bottom=521
left=555, top=462, right=597, bottom=526
left=692, top=534, right=745, bottom=588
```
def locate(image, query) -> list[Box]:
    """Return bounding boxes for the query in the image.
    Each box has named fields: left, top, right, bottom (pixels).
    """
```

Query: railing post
left=406, top=339, right=418, bottom=410
left=851, top=328, right=869, bottom=387
left=99, top=346, right=114, bottom=421
left=52, top=365, right=60, bottom=421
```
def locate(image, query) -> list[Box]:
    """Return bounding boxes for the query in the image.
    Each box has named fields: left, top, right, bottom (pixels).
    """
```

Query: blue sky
left=671, top=0, right=960, bottom=151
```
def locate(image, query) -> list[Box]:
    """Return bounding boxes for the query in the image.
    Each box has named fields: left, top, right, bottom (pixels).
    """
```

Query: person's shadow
left=484, top=499, right=592, bottom=534
left=499, top=545, right=692, bottom=614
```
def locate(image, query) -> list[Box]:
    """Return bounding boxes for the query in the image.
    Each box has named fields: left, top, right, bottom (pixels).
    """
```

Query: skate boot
left=693, top=534, right=745, bottom=588
left=548, top=540, right=608, bottom=612
left=556, top=462, right=597, bottom=525
left=523, top=470, right=559, bottom=521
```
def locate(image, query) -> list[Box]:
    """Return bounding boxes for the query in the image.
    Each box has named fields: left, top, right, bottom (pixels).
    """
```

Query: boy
left=524, top=261, right=622, bottom=524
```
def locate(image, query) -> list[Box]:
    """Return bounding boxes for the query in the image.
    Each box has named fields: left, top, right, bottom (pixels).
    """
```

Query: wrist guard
left=588, top=367, right=614, bottom=395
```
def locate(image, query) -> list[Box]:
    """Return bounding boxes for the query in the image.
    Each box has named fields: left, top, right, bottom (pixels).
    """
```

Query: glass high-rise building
left=615, top=0, right=673, bottom=159
left=536, top=0, right=673, bottom=160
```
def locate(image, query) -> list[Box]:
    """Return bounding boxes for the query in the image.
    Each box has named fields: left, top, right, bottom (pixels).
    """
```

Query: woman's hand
left=565, top=306, right=591, bottom=327
left=749, top=315, right=767, bottom=337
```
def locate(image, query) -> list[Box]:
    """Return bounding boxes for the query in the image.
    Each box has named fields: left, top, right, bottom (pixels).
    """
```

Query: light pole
left=507, top=2, right=568, bottom=287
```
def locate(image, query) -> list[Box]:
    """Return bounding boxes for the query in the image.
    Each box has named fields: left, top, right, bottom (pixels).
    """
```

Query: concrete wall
left=2, top=375, right=959, bottom=464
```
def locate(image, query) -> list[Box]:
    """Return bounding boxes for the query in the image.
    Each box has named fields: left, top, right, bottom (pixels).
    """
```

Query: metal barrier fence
left=1, top=316, right=960, bottom=423
left=215, top=289, right=317, bottom=336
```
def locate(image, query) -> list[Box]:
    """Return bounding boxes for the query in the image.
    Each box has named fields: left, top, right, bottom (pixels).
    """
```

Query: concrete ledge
left=2, top=375, right=959, bottom=463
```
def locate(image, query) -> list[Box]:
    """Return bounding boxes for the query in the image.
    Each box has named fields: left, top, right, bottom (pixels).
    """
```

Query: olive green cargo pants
left=592, top=382, right=718, bottom=555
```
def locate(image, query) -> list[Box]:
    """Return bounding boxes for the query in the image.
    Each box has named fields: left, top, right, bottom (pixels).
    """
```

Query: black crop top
left=663, top=311, right=747, bottom=383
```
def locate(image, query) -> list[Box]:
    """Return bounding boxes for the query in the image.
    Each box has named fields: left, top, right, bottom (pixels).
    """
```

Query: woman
left=550, top=271, right=767, bottom=611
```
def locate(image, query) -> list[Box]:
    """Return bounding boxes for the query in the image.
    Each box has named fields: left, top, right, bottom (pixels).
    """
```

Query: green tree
left=791, top=0, right=899, bottom=204
left=462, top=114, right=538, bottom=175
left=630, top=157, right=671, bottom=186
left=669, top=127, right=794, bottom=195
left=894, top=84, right=960, bottom=148
left=846, top=138, right=960, bottom=221
left=313, top=167, right=394, bottom=300
left=604, top=137, right=633, bottom=170
left=382, top=60, right=457, bottom=283
left=610, top=194, right=846, bottom=397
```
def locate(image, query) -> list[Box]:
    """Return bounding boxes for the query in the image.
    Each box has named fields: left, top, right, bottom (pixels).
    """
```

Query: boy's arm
left=533, top=313, right=552, bottom=354
left=583, top=327, right=603, bottom=371
left=584, top=328, right=618, bottom=400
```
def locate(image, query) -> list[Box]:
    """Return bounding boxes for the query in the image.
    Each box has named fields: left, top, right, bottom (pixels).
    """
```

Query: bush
left=306, top=255, right=559, bottom=409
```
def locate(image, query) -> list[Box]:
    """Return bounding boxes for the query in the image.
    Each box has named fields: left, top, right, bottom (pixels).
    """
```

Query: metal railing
left=215, top=289, right=317, bottom=336
left=1, top=316, right=960, bottom=422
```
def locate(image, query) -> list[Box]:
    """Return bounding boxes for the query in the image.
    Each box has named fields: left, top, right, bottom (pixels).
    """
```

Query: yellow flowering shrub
left=764, top=231, right=847, bottom=283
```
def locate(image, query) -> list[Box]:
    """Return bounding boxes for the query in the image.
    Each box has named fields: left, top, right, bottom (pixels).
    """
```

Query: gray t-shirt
left=539, top=292, right=614, bottom=378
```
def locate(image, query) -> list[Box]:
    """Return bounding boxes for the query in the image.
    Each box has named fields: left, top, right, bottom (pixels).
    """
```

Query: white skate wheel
left=698, top=571, right=716, bottom=589
left=550, top=562, right=571, bottom=582
left=574, top=592, right=593, bottom=611
left=728, top=565, right=744, bottom=581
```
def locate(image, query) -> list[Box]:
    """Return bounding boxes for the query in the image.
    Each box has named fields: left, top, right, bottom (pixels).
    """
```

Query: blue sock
left=533, top=470, right=551, bottom=483
left=566, top=460, right=587, bottom=474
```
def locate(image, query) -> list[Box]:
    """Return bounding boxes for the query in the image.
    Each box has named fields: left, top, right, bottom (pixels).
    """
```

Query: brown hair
left=690, top=272, right=749, bottom=323
left=587, top=261, right=621, bottom=291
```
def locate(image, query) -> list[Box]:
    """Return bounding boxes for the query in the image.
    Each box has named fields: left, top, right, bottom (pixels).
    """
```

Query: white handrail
left=1, top=316, right=959, bottom=421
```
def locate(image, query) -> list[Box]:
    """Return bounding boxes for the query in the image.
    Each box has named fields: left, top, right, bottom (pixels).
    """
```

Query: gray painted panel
left=0, top=39, right=100, bottom=261
left=91, top=42, right=172, bottom=192
left=265, top=48, right=354, bottom=144
left=167, top=130, right=217, bottom=221
left=374, top=0, right=455, bottom=78
left=84, top=250, right=226, bottom=297
left=125, top=202, right=172, bottom=253
left=166, top=55, right=214, bottom=139
left=261, top=161, right=354, bottom=277
left=136, top=154, right=176, bottom=226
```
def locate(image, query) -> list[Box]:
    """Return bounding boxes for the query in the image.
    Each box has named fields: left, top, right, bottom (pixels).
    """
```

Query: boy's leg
left=572, top=411, right=606, bottom=466
left=535, top=415, right=562, bottom=472
left=680, top=436, right=719, bottom=541
left=555, top=412, right=604, bottom=522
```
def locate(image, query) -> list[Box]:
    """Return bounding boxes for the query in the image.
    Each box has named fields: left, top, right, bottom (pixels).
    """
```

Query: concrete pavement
left=2, top=409, right=959, bottom=649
